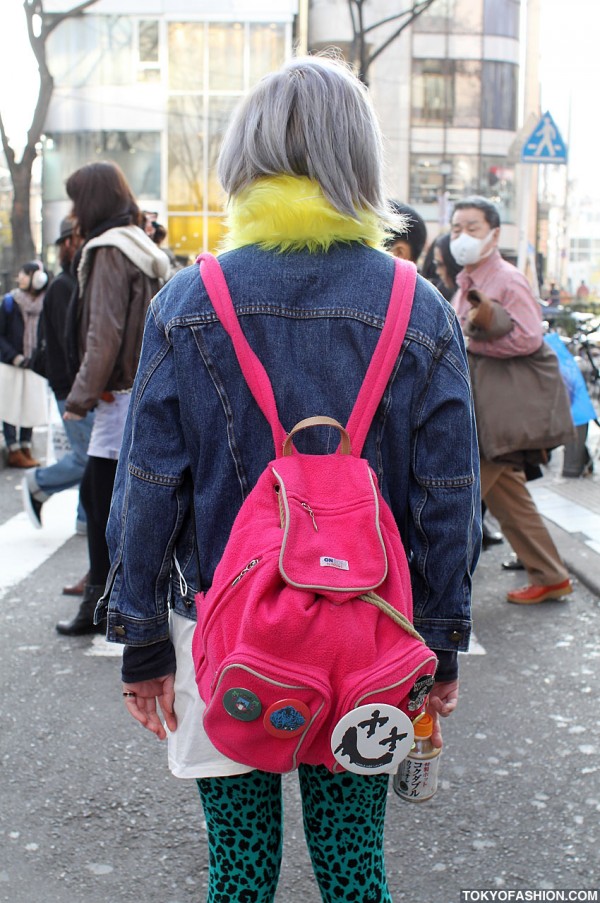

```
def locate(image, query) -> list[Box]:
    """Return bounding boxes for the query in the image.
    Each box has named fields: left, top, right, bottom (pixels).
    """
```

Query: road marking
left=0, top=488, right=79, bottom=601
left=85, top=635, right=123, bottom=658
left=465, top=632, right=486, bottom=655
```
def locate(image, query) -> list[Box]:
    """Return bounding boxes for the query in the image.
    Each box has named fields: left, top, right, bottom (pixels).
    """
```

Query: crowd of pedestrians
left=1, top=162, right=171, bottom=635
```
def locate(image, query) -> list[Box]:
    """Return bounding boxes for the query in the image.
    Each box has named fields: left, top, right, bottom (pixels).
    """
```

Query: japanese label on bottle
left=393, top=753, right=440, bottom=802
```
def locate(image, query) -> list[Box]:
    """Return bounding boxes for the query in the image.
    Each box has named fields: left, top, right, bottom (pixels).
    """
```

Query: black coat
left=0, top=294, right=25, bottom=364
left=37, top=266, right=77, bottom=399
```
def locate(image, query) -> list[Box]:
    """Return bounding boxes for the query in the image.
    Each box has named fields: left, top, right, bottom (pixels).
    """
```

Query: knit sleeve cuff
left=121, top=639, right=176, bottom=684
left=433, top=649, right=458, bottom=683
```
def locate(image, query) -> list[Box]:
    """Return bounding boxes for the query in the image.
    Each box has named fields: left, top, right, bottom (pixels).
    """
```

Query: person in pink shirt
left=450, top=196, right=573, bottom=605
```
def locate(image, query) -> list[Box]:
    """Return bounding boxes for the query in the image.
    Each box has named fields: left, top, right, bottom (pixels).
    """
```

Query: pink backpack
left=192, top=253, right=438, bottom=774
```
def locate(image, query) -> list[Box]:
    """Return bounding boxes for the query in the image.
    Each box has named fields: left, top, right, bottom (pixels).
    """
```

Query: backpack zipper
left=231, top=558, right=260, bottom=588
left=301, top=502, right=318, bottom=532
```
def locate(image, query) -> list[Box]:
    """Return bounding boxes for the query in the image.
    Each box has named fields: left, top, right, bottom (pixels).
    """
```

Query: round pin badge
left=331, top=704, right=414, bottom=775
left=408, top=674, right=435, bottom=711
left=263, top=699, right=311, bottom=738
left=222, top=688, right=262, bottom=722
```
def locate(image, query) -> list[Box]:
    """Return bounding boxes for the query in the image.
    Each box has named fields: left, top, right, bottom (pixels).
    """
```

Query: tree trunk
left=10, top=164, right=36, bottom=267
left=1, top=0, right=100, bottom=277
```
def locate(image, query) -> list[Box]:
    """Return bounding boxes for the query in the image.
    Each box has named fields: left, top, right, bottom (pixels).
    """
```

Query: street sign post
left=517, top=111, right=568, bottom=276
left=522, top=111, right=568, bottom=164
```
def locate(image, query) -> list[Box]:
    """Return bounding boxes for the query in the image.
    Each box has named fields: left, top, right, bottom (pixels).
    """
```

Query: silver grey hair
left=217, top=55, right=391, bottom=221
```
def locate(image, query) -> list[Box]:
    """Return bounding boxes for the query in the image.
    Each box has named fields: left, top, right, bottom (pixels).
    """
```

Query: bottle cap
left=413, top=713, right=434, bottom=738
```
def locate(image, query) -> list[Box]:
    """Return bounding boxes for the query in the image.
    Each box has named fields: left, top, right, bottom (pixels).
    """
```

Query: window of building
left=168, top=23, right=205, bottom=91
left=481, top=155, right=516, bottom=222
left=166, top=20, right=288, bottom=257
left=409, top=153, right=515, bottom=224
left=483, top=0, right=520, bottom=38
left=137, top=20, right=160, bottom=83
left=168, top=97, right=205, bottom=210
left=43, top=131, right=161, bottom=202
left=569, top=238, right=600, bottom=262
left=481, top=62, right=517, bottom=130
left=409, top=155, right=477, bottom=208
left=454, top=62, right=482, bottom=127
left=47, top=16, right=133, bottom=87
left=207, top=97, right=240, bottom=210
left=250, top=23, right=286, bottom=83
left=412, top=60, right=481, bottom=128
left=412, top=60, right=450, bottom=124
left=414, top=0, right=483, bottom=34
left=209, top=23, right=245, bottom=91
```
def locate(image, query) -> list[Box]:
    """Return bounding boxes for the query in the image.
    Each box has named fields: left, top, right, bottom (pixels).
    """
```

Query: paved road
left=1, top=464, right=598, bottom=903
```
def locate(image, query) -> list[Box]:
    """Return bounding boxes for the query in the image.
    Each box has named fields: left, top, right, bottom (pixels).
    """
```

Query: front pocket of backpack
left=202, top=649, right=332, bottom=773
left=276, top=472, right=388, bottom=593
left=330, top=644, right=438, bottom=770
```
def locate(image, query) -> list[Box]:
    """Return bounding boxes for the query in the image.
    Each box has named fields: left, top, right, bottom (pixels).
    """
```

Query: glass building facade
left=43, top=10, right=292, bottom=260
left=409, top=0, right=521, bottom=227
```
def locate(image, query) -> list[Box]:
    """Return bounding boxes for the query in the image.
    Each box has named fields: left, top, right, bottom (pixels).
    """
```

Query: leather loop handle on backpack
left=282, top=416, right=351, bottom=457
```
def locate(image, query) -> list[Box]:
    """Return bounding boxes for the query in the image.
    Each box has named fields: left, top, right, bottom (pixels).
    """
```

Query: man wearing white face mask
left=450, top=196, right=574, bottom=605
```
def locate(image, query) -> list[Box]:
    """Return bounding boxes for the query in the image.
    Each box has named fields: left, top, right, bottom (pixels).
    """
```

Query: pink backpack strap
left=197, top=252, right=288, bottom=456
left=345, top=257, right=417, bottom=456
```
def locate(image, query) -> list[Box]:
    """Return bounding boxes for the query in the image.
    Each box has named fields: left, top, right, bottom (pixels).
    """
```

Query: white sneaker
left=22, top=476, right=43, bottom=529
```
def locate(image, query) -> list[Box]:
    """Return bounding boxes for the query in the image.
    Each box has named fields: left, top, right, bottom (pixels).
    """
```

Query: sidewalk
left=527, top=422, right=600, bottom=596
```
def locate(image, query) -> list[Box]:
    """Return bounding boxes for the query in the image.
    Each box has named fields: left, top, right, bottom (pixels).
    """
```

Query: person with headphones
left=0, top=261, right=49, bottom=468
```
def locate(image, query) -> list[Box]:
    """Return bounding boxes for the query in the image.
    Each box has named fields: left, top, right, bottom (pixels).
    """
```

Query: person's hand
left=63, top=411, right=83, bottom=421
left=426, top=679, right=459, bottom=749
left=121, top=674, right=177, bottom=740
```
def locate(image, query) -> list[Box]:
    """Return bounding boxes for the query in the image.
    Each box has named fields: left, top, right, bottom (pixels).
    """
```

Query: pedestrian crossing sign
left=521, top=111, right=568, bottom=163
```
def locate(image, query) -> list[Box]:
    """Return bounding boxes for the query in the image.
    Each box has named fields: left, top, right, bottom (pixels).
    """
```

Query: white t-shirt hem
left=167, top=611, right=255, bottom=780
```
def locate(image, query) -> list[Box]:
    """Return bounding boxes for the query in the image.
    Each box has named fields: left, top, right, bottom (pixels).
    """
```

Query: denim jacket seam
left=128, top=463, right=183, bottom=486
left=163, top=305, right=393, bottom=333
left=192, top=325, right=250, bottom=501
left=129, top=328, right=172, bottom=418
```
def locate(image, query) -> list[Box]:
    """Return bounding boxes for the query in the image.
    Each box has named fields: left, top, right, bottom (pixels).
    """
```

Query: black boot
left=56, top=584, right=107, bottom=636
left=482, top=521, right=503, bottom=550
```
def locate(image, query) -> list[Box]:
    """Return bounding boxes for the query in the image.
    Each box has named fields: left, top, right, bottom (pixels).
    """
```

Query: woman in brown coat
left=56, top=162, right=169, bottom=636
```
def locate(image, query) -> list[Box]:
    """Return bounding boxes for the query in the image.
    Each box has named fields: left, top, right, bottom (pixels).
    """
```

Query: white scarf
left=78, top=225, right=170, bottom=296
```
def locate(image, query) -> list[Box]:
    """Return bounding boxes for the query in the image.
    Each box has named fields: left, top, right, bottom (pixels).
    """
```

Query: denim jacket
left=100, top=243, right=480, bottom=662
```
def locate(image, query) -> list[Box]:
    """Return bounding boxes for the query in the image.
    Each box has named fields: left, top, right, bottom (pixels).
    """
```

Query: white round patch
left=331, top=704, right=415, bottom=775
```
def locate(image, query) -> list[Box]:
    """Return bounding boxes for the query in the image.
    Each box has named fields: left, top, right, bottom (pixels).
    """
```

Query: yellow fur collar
left=220, top=175, right=386, bottom=253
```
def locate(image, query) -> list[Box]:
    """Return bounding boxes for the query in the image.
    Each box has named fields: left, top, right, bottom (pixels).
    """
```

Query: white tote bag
left=0, top=362, right=49, bottom=427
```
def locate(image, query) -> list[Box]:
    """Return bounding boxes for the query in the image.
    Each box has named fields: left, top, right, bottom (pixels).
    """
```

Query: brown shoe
left=62, top=572, right=90, bottom=596
left=7, top=449, right=36, bottom=468
left=21, top=447, right=41, bottom=467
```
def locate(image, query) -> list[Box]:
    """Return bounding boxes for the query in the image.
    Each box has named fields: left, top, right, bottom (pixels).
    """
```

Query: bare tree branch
left=0, top=0, right=100, bottom=270
left=366, top=0, right=438, bottom=69
left=345, top=0, right=439, bottom=84
left=362, top=0, right=437, bottom=35
left=43, top=0, right=100, bottom=37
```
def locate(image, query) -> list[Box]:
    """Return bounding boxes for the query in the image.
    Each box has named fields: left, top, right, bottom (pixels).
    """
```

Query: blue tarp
left=545, top=332, right=597, bottom=427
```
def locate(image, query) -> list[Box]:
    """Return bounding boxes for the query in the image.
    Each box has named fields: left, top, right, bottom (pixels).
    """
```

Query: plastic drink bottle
left=393, top=713, right=440, bottom=802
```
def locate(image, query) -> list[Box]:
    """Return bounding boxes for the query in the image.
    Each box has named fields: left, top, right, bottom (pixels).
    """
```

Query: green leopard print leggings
left=197, top=765, right=392, bottom=902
